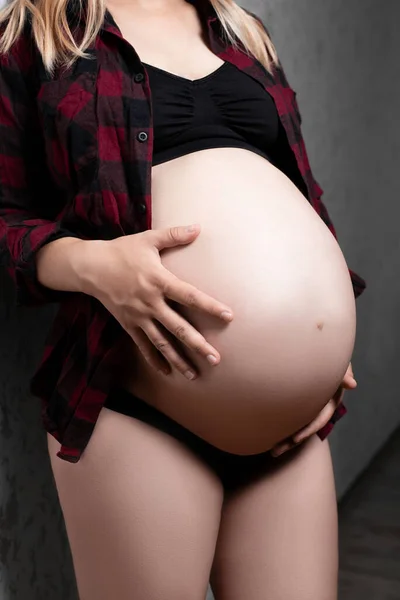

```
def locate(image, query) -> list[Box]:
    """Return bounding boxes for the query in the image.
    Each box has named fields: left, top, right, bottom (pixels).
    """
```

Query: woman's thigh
left=211, top=436, right=338, bottom=600
left=48, top=407, right=223, bottom=600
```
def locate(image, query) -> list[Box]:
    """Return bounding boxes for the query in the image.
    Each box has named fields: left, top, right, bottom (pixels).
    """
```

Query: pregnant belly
left=122, top=148, right=356, bottom=454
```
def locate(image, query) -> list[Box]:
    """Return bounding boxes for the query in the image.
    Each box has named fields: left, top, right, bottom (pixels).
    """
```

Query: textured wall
left=0, top=277, right=78, bottom=600
left=1, top=1, right=400, bottom=599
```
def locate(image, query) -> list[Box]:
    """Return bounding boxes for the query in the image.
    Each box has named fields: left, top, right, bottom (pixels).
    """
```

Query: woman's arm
left=35, top=237, right=91, bottom=294
left=0, top=34, right=233, bottom=378
left=0, top=38, right=81, bottom=306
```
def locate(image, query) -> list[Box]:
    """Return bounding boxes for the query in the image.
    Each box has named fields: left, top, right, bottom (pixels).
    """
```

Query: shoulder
left=0, top=20, right=39, bottom=77
left=244, top=10, right=293, bottom=87
left=0, top=19, right=46, bottom=106
left=243, top=8, right=272, bottom=36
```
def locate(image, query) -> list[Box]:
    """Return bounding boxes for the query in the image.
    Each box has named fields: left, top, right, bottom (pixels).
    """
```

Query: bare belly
left=121, top=148, right=356, bottom=454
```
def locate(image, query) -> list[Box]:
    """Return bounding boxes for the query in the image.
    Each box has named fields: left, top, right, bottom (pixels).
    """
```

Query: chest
left=34, top=35, right=306, bottom=203
left=106, top=2, right=221, bottom=80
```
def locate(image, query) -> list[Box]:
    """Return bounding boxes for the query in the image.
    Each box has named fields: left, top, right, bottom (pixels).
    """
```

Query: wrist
left=72, top=239, right=108, bottom=296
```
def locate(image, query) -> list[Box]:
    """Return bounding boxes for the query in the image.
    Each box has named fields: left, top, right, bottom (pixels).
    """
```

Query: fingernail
left=273, top=443, right=292, bottom=457
left=207, top=354, right=218, bottom=366
left=184, top=370, right=196, bottom=380
left=221, top=311, right=233, bottom=321
left=272, top=448, right=284, bottom=457
left=272, top=446, right=284, bottom=456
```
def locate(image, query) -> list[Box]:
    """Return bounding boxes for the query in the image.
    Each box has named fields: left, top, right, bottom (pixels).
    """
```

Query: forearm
left=36, top=237, right=102, bottom=295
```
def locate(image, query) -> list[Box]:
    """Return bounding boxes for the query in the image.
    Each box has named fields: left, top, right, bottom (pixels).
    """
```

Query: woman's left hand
left=271, top=363, right=357, bottom=457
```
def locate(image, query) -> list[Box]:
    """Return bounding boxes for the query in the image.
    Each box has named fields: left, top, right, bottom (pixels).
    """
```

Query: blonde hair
left=0, top=0, right=278, bottom=73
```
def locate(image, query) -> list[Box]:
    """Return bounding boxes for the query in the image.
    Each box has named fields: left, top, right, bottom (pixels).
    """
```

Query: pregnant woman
left=0, top=0, right=365, bottom=598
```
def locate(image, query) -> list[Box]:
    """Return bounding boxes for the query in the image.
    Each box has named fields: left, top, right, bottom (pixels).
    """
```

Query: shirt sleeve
left=0, top=37, right=80, bottom=306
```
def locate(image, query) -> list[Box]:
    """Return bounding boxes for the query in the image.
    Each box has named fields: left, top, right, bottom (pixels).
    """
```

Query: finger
left=143, top=321, right=197, bottom=381
left=342, top=374, right=357, bottom=390
left=130, top=328, right=171, bottom=375
left=292, top=400, right=337, bottom=444
left=152, top=225, right=201, bottom=251
left=342, top=362, right=357, bottom=389
left=271, top=440, right=298, bottom=457
left=272, top=373, right=354, bottom=458
left=163, top=277, right=233, bottom=323
left=332, top=386, right=345, bottom=404
left=157, top=305, right=221, bottom=365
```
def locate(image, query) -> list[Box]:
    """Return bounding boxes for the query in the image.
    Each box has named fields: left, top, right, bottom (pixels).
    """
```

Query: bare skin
left=48, top=410, right=338, bottom=600
left=35, top=0, right=357, bottom=597
left=120, top=149, right=356, bottom=455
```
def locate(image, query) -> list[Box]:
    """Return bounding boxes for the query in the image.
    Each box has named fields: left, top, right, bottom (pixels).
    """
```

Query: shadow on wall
left=0, top=271, right=78, bottom=600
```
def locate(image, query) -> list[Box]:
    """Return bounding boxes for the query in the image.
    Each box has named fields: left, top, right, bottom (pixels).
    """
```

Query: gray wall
left=0, top=278, right=78, bottom=599
left=1, top=1, right=399, bottom=599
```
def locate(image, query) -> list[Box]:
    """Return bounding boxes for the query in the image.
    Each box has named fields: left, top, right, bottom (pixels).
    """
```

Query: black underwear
left=104, top=387, right=281, bottom=491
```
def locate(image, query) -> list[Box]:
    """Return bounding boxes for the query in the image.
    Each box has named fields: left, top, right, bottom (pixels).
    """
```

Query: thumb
left=342, top=366, right=357, bottom=389
left=342, top=376, right=357, bottom=390
left=347, top=362, right=355, bottom=380
left=152, top=225, right=201, bottom=251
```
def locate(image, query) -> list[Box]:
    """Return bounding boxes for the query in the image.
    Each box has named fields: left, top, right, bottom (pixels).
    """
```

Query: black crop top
left=144, top=61, right=280, bottom=166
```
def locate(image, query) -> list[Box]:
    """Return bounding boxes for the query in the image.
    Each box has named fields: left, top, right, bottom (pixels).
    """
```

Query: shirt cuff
left=317, top=403, right=347, bottom=440
left=14, top=229, right=82, bottom=307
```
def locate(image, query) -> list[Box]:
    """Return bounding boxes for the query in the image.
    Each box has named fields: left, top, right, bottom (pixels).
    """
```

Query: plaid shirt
left=0, top=5, right=366, bottom=462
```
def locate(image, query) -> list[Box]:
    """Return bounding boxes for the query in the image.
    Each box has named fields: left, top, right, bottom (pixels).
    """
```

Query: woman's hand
left=79, top=224, right=233, bottom=380
left=271, top=363, right=357, bottom=457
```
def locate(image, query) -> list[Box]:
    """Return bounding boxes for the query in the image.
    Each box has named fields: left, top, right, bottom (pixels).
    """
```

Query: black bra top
left=143, top=61, right=280, bottom=166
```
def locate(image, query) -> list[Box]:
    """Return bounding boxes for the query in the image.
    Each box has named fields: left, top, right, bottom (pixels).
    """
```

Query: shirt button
left=134, top=72, right=145, bottom=83
left=138, top=203, right=147, bottom=215
left=137, top=131, right=148, bottom=143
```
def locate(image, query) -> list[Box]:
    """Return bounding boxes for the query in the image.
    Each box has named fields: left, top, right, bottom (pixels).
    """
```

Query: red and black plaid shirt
left=0, top=5, right=365, bottom=462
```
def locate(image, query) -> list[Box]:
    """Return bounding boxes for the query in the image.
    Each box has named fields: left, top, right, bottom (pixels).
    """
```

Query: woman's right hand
left=79, top=224, right=233, bottom=380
